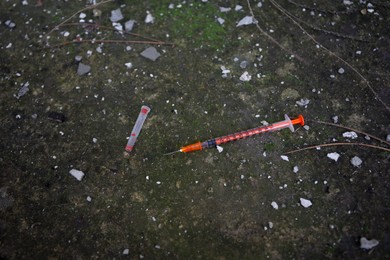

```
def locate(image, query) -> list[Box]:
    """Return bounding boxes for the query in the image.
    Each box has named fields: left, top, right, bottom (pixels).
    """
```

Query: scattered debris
left=360, top=237, right=379, bottom=250
left=216, top=145, right=223, bottom=153
left=296, top=98, right=310, bottom=107
left=343, top=131, right=358, bottom=139
left=327, top=152, right=340, bottom=162
left=220, top=66, right=230, bottom=77
left=125, top=20, right=135, bottom=32
left=236, top=16, right=256, bottom=27
left=123, top=249, right=129, bottom=255
left=219, top=7, right=231, bottom=12
left=280, top=155, right=289, bottom=161
left=110, top=8, right=124, bottom=22
left=338, top=67, right=345, bottom=74
left=239, top=71, right=251, bottom=81
left=14, top=82, right=29, bottom=99
left=350, top=156, right=362, bottom=167
left=145, top=11, right=154, bottom=24
left=300, top=198, right=312, bottom=208
left=5, top=20, right=16, bottom=29
left=140, top=47, right=161, bottom=61
left=69, top=169, right=85, bottom=181
left=271, top=201, right=279, bottom=210
left=332, top=115, right=339, bottom=124
left=86, top=196, right=92, bottom=202
left=125, top=62, right=133, bottom=69
left=293, top=166, right=299, bottom=173
left=77, top=63, right=91, bottom=75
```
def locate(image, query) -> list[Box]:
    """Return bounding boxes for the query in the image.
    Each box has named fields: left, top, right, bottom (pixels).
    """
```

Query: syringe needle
left=164, top=150, right=181, bottom=155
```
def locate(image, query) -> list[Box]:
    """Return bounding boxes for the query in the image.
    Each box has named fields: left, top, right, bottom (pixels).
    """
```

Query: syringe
left=165, top=114, right=304, bottom=155
left=125, top=105, right=151, bottom=152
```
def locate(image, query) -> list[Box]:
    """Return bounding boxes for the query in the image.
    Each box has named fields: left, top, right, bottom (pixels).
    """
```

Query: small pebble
left=300, top=198, right=312, bottom=208
left=350, top=156, right=362, bottom=167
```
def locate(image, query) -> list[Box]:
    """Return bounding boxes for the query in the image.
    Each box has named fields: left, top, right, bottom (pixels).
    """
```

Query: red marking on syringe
left=125, top=105, right=151, bottom=152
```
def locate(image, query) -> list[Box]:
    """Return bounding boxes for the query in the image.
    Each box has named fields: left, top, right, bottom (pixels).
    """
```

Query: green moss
left=156, top=2, right=228, bottom=50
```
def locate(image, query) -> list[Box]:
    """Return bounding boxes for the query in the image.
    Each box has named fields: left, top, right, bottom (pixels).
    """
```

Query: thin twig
left=54, top=22, right=167, bottom=44
left=269, top=0, right=390, bottom=112
left=285, top=142, right=390, bottom=154
left=311, top=120, right=390, bottom=146
left=44, top=0, right=113, bottom=40
left=48, top=39, right=174, bottom=49
left=245, top=0, right=307, bottom=64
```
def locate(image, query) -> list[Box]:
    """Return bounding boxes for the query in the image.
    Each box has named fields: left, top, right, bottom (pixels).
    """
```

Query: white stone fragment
left=123, top=249, right=129, bottom=255
left=296, top=98, right=310, bottom=107
left=280, top=155, right=289, bottom=162
left=125, top=20, right=135, bottom=31
left=239, top=71, right=251, bottom=81
left=110, top=8, right=123, bottom=22
left=235, top=5, right=243, bottom=11
left=343, top=131, right=358, bottom=139
left=237, top=16, right=256, bottom=27
left=271, top=201, right=279, bottom=210
left=268, top=222, right=273, bottom=228
left=125, top=62, right=133, bottom=69
left=86, top=196, right=92, bottom=202
left=327, top=152, right=340, bottom=162
left=360, top=237, right=379, bottom=250
left=338, top=67, right=345, bottom=74
left=112, top=22, right=123, bottom=31
left=217, top=17, right=225, bottom=25
left=79, top=12, right=86, bottom=19
left=63, top=31, right=70, bottom=37
left=293, top=166, right=299, bottom=173
left=219, top=7, right=231, bottom=12
left=343, top=0, right=353, bottom=6
left=69, top=169, right=85, bottom=181
left=5, top=20, right=16, bottom=28
left=350, top=156, right=362, bottom=167
left=216, top=145, right=223, bottom=153
left=332, top=115, right=339, bottom=123
left=300, top=198, right=312, bottom=208
left=145, top=11, right=154, bottom=24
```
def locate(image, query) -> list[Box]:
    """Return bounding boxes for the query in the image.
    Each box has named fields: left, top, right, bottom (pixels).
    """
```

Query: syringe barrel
left=125, top=105, right=151, bottom=152
left=214, top=115, right=304, bottom=146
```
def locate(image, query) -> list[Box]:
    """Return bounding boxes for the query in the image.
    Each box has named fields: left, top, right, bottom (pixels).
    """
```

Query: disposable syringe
left=125, top=105, right=151, bottom=152
left=165, top=114, right=304, bottom=155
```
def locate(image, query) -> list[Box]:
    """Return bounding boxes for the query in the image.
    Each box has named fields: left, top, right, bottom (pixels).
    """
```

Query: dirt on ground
left=1, top=0, right=389, bottom=259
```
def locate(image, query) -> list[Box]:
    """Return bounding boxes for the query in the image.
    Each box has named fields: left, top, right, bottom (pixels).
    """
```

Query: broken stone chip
left=300, top=198, right=312, bottom=208
left=77, top=63, right=91, bottom=75
left=69, top=169, right=85, bottom=181
left=110, top=8, right=123, bottom=22
left=360, top=237, right=379, bottom=250
left=125, top=20, right=135, bottom=32
left=140, top=47, right=161, bottom=61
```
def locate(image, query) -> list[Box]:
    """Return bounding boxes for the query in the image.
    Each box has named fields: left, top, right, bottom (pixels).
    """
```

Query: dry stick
left=269, top=0, right=390, bottom=112
left=56, top=22, right=170, bottom=45
left=245, top=0, right=307, bottom=64
left=285, top=142, right=390, bottom=154
left=311, top=120, right=390, bottom=146
left=44, top=0, right=113, bottom=40
left=49, top=39, right=172, bottom=49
